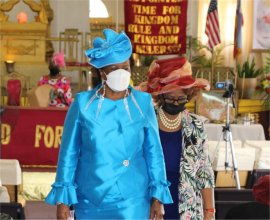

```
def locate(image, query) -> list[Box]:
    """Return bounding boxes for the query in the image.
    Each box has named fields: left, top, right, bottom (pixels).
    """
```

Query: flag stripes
left=205, top=0, right=221, bottom=49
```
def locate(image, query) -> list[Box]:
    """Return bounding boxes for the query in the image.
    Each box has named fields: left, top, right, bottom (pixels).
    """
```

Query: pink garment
left=38, top=75, right=72, bottom=107
left=7, top=79, right=21, bottom=106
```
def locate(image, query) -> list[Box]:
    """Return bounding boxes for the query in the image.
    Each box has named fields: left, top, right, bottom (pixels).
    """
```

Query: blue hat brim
left=89, top=48, right=132, bottom=68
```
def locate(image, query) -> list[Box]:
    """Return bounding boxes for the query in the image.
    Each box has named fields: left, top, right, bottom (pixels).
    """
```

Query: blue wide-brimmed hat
left=85, top=29, right=132, bottom=69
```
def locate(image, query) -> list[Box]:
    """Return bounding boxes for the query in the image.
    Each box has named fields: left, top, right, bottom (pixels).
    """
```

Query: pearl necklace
left=159, top=107, right=182, bottom=130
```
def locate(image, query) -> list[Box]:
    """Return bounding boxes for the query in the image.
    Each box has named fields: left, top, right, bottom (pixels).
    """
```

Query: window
left=89, top=0, right=109, bottom=18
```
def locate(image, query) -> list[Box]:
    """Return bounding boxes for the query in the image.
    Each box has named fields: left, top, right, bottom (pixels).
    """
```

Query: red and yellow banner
left=124, top=0, right=188, bottom=55
left=1, top=106, right=67, bottom=166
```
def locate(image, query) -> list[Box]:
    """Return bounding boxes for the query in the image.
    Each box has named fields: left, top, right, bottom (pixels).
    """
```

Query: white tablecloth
left=0, top=159, right=21, bottom=185
left=205, top=124, right=266, bottom=141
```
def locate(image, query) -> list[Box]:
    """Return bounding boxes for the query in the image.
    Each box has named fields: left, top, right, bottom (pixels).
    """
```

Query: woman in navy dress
left=141, top=57, right=215, bottom=220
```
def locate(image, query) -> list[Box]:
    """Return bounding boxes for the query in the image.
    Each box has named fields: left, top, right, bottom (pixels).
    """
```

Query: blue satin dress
left=45, top=86, right=173, bottom=219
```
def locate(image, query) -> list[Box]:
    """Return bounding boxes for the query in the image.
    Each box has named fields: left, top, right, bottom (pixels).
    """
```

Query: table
left=205, top=124, right=266, bottom=141
left=0, top=159, right=22, bottom=202
left=2, top=107, right=266, bottom=201
left=1, top=106, right=266, bottom=167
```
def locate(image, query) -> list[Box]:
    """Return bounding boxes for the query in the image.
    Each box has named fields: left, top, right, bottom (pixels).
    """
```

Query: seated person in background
left=225, top=175, right=270, bottom=219
left=38, top=52, right=72, bottom=107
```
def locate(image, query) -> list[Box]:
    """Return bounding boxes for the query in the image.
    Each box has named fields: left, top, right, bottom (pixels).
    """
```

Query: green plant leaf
left=189, top=38, right=231, bottom=68
left=263, top=50, right=270, bottom=73
left=238, top=57, right=263, bottom=78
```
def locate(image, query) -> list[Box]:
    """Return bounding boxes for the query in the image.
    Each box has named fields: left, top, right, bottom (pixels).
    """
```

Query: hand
left=149, top=199, right=164, bottom=220
left=57, top=204, right=70, bottom=220
left=54, top=90, right=63, bottom=99
left=57, top=92, right=64, bottom=99
left=55, top=91, right=68, bottom=105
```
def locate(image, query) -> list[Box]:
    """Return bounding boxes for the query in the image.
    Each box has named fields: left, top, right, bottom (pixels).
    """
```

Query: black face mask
left=49, top=66, right=60, bottom=76
left=162, top=103, right=186, bottom=115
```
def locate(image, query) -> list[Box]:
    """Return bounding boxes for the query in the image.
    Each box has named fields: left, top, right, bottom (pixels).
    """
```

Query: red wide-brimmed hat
left=252, top=175, right=270, bottom=206
left=139, top=57, right=210, bottom=96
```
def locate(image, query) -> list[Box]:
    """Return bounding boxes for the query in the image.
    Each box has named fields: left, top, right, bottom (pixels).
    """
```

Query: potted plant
left=236, top=58, right=264, bottom=99
left=263, top=50, right=270, bottom=74
left=189, top=37, right=229, bottom=68
left=257, top=75, right=270, bottom=109
left=256, top=50, right=270, bottom=109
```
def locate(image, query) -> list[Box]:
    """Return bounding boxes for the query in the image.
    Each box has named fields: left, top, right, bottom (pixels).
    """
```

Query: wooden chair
left=1, top=72, right=30, bottom=106
left=59, top=28, right=90, bottom=91
left=59, top=28, right=82, bottom=64
left=131, top=66, right=149, bottom=86
left=81, top=32, right=92, bottom=90
left=83, top=32, right=91, bottom=63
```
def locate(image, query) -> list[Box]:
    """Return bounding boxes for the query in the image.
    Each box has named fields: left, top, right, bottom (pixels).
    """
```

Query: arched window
left=89, top=0, right=109, bottom=18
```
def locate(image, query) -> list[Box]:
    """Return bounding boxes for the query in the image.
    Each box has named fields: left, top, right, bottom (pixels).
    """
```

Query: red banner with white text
left=124, top=0, right=188, bottom=55
left=1, top=107, right=67, bottom=167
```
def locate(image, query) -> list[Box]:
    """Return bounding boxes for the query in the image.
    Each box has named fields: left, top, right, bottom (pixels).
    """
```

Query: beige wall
left=1, top=0, right=267, bottom=87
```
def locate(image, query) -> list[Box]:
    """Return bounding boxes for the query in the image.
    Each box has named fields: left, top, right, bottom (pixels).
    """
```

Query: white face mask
left=105, top=69, right=131, bottom=92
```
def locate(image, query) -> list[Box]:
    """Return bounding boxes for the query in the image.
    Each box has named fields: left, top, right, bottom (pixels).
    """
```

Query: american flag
left=205, top=0, right=221, bottom=49
left=233, top=0, right=244, bottom=59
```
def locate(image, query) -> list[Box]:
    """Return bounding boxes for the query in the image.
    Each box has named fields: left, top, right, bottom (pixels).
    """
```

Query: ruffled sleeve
left=45, top=95, right=82, bottom=205
left=148, top=180, right=172, bottom=204
left=143, top=96, right=173, bottom=204
left=45, top=182, right=78, bottom=206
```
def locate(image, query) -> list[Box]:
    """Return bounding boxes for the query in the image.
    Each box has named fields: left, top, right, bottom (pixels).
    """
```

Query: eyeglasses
left=163, top=95, right=188, bottom=105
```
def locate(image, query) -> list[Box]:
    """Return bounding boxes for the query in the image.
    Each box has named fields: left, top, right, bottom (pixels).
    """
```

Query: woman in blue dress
left=141, top=57, right=215, bottom=220
left=45, top=29, right=173, bottom=219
